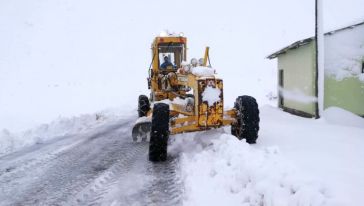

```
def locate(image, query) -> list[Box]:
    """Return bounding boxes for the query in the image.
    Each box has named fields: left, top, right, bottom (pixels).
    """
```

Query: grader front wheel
left=231, top=95, right=260, bottom=144
left=149, top=103, right=170, bottom=162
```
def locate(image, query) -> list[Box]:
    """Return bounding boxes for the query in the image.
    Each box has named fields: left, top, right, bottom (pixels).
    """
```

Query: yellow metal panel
left=224, top=108, right=237, bottom=118
left=173, top=116, right=196, bottom=125
left=154, top=37, right=187, bottom=45
left=171, top=124, right=201, bottom=135
left=197, top=79, right=224, bottom=127
left=170, top=104, right=194, bottom=116
left=222, top=119, right=234, bottom=125
left=203, top=47, right=209, bottom=66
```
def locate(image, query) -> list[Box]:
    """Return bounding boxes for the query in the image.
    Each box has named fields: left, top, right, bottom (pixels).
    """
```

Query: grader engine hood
left=197, top=78, right=224, bottom=127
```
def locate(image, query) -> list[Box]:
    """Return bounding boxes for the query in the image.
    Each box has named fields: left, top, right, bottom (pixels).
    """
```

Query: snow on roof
left=158, top=30, right=184, bottom=38
left=267, top=21, right=364, bottom=59
left=191, top=66, right=215, bottom=77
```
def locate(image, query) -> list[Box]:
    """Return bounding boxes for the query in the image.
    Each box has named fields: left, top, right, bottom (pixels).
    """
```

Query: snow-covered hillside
left=2, top=0, right=363, bottom=132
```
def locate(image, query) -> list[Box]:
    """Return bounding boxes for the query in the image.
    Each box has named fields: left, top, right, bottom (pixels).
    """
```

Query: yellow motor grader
left=132, top=34, right=259, bottom=162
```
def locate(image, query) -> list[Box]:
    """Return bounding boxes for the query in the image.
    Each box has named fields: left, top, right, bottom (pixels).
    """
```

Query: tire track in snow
left=70, top=145, right=184, bottom=206
left=0, top=118, right=184, bottom=206
left=70, top=142, right=148, bottom=206
left=0, top=121, right=132, bottom=206
left=0, top=121, right=127, bottom=181
left=0, top=138, right=85, bottom=185
left=142, top=155, right=183, bottom=206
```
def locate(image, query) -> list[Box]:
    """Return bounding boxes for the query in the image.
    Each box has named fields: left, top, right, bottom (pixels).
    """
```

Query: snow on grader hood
left=132, top=34, right=260, bottom=162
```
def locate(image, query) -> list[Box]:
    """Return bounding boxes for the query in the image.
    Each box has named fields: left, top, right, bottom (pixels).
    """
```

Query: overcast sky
left=0, top=0, right=363, bottom=131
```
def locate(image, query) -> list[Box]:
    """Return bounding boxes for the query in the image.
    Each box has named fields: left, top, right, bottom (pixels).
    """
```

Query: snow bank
left=358, top=73, right=364, bottom=82
left=135, top=116, right=151, bottom=124
left=322, top=107, right=364, bottom=128
left=259, top=105, right=364, bottom=206
left=191, top=66, right=215, bottom=77
left=0, top=108, right=130, bottom=157
left=170, top=130, right=329, bottom=206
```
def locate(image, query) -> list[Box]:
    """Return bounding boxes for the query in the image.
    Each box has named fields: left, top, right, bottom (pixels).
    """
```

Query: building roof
left=267, top=21, right=364, bottom=59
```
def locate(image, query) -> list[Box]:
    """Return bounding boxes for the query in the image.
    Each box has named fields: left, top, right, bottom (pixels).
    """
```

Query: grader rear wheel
left=231, top=95, right=260, bottom=144
left=138, top=95, right=150, bottom=117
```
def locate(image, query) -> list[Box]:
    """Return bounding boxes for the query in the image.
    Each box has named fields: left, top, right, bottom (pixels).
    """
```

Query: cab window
left=158, top=43, right=185, bottom=69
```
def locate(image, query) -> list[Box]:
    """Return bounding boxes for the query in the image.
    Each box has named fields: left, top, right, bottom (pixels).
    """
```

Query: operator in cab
left=160, top=56, right=175, bottom=69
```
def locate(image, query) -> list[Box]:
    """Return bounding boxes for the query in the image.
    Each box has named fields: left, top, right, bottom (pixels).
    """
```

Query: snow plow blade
left=132, top=121, right=151, bottom=142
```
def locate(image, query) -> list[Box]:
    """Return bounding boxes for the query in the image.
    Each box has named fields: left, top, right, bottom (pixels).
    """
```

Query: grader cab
left=132, top=34, right=260, bottom=162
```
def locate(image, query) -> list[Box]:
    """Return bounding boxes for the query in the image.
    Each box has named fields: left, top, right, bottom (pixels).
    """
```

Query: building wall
left=274, top=23, right=364, bottom=117
left=325, top=76, right=364, bottom=116
left=324, top=24, right=364, bottom=116
left=325, top=24, right=364, bottom=77
left=277, top=42, right=316, bottom=116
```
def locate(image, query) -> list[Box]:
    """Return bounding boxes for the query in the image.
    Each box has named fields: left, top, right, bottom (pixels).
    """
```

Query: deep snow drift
left=0, top=107, right=133, bottom=157
left=173, top=132, right=328, bottom=206
left=168, top=106, right=364, bottom=206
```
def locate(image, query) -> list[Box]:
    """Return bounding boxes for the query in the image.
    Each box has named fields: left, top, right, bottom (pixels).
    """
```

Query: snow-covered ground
left=1, top=0, right=364, bottom=205
left=168, top=106, right=364, bottom=206
left=2, top=104, right=363, bottom=205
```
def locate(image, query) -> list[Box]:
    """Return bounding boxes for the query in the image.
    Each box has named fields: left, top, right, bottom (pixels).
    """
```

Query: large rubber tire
left=138, top=95, right=150, bottom=117
left=149, top=103, right=169, bottom=162
left=231, top=95, right=260, bottom=144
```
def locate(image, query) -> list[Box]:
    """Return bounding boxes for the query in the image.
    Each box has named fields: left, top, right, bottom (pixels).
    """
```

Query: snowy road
left=0, top=119, right=182, bottom=206
left=1, top=106, right=363, bottom=206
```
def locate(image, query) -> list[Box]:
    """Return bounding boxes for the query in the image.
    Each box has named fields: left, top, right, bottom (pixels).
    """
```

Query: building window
left=278, top=69, right=284, bottom=107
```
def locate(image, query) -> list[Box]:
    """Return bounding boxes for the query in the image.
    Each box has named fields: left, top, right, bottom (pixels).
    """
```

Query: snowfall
left=1, top=0, right=364, bottom=206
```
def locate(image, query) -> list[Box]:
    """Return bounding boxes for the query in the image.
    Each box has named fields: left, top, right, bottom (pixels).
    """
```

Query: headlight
left=198, top=58, right=204, bottom=66
left=191, top=58, right=198, bottom=66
